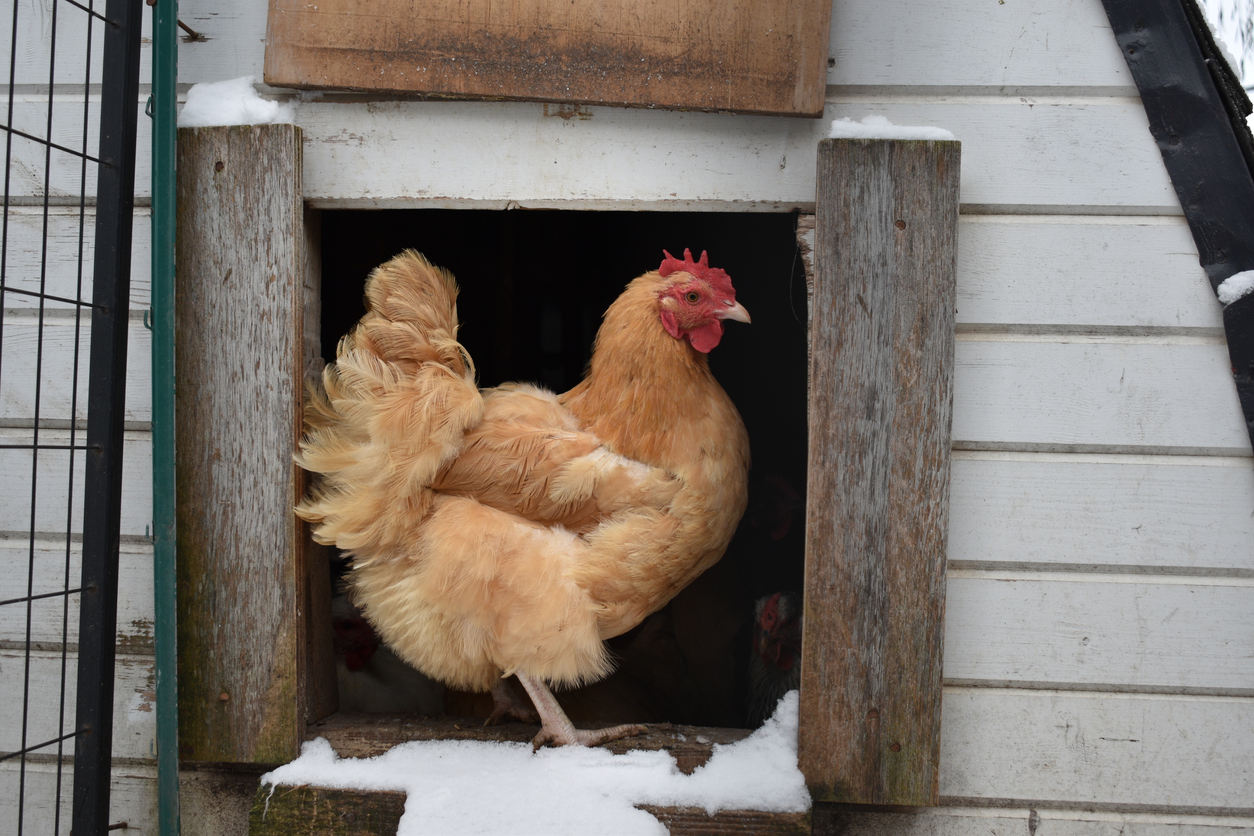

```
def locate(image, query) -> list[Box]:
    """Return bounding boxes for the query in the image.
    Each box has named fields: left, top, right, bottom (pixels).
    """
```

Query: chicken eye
left=685, top=291, right=700, bottom=303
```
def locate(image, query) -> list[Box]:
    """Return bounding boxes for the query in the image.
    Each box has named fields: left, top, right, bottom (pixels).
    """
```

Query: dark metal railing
left=0, top=0, right=143, bottom=833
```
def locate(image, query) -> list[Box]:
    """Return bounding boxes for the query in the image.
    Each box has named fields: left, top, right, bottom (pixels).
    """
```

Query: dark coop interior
left=317, top=208, right=809, bottom=729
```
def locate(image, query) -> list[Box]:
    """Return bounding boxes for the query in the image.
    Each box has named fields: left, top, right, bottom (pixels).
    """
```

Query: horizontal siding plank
left=2, top=206, right=152, bottom=310
left=0, top=96, right=152, bottom=199
left=817, top=806, right=1254, bottom=835
left=827, top=0, right=1132, bottom=90
left=800, top=215, right=1221, bottom=331
left=940, top=688, right=1254, bottom=809
left=0, top=428, right=152, bottom=537
left=0, top=1, right=265, bottom=88
left=0, top=314, right=152, bottom=425
left=0, top=539, right=153, bottom=649
left=11, top=0, right=1136, bottom=95
left=949, top=454, right=1254, bottom=572
left=952, top=340, right=1250, bottom=452
left=0, top=650, right=155, bottom=762
left=297, top=98, right=1176, bottom=211
left=957, top=217, right=1220, bottom=330
left=0, top=0, right=135, bottom=86
left=10, top=0, right=1136, bottom=96
left=0, top=760, right=156, bottom=835
left=945, top=576, right=1254, bottom=690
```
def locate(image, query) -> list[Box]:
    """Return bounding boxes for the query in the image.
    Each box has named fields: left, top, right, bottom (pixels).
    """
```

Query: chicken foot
left=515, top=672, right=647, bottom=750
left=485, top=675, right=540, bottom=726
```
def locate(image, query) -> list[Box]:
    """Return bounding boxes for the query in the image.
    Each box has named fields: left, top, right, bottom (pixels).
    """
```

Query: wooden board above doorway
left=263, top=0, right=832, bottom=117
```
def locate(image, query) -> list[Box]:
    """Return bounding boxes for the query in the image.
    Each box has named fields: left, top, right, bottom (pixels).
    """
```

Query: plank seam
left=940, top=796, right=1254, bottom=818
left=952, top=440, right=1254, bottom=457
left=955, top=324, right=1225, bottom=342
left=943, top=684, right=1254, bottom=702
left=823, top=85, right=1143, bottom=101
left=947, top=560, right=1254, bottom=579
left=943, top=678, right=1254, bottom=698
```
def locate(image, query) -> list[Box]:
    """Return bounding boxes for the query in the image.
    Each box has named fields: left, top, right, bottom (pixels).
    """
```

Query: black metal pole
left=1101, top=0, right=1254, bottom=449
left=73, top=0, right=144, bottom=831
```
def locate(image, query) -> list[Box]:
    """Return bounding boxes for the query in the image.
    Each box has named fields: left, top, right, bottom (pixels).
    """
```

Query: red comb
left=659, top=249, right=735, bottom=296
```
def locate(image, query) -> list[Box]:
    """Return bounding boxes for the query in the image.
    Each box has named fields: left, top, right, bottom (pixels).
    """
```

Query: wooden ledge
left=308, top=713, right=754, bottom=775
left=249, top=785, right=812, bottom=836
left=244, top=715, right=814, bottom=834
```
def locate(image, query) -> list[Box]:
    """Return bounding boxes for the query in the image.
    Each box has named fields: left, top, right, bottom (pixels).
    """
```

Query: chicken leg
left=485, top=675, right=540, bottom=726
left=515, top=672, right=647, bottom=750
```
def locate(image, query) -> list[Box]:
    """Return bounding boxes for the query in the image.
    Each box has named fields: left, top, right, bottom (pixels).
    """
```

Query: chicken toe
left=530, top=722, right=649, bottom=750
left=516, top=672, right=647, bottom=750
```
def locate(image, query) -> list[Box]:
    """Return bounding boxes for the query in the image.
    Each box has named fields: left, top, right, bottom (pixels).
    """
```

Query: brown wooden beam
left=799, top=138, right=960, bottom=806
left=248, top=785, right=813, bottom=835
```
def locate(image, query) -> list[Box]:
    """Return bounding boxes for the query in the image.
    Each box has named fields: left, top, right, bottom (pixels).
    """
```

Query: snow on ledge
left=1218, top=271, right=1254, bottom=306
left=177, top=76, right=296, bottom=129
left=259, top=691, right=809, bottom=836
left=829, top=115, right=956, bottom=141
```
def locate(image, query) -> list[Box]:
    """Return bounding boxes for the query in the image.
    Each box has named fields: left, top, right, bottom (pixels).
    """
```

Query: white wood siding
left=1, top=1, right=157, bottom=830
left=6, top=0, right=1252, bottom=832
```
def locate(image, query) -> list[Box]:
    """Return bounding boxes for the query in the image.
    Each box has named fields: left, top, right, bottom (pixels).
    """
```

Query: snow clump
left=177, top=76, right=296, bottom=128
left=1218, top=270, right=1254, bottom=306
left=829, top=115, right=955, bottom=141
left=259, top=691, right=809, bottom=836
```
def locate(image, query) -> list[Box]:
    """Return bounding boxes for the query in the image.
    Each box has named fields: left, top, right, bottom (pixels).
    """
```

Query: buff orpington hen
left=296, top=248, right=750, bottom=748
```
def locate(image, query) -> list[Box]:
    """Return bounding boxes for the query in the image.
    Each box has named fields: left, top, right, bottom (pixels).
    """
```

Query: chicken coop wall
left=17, top=0, right=1252, bottom=832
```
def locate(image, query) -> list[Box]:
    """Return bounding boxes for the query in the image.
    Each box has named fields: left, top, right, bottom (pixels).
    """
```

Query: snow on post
left=829, top=115, right=956, bottom=141
left=177, top=76, right=296, bottom=128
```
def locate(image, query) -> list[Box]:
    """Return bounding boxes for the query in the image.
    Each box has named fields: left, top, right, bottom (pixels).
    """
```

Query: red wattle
left=687, top=320, right=724, bottom=353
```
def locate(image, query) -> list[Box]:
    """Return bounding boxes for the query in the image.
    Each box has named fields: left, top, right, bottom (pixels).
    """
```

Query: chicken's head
left=753, top=591, right=802, bottom=671
left=656, top=249, right=751, bottom=353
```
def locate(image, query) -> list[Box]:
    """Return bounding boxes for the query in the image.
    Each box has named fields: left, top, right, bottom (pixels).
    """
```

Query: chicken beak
left=717, top=301, right=751, bottom=324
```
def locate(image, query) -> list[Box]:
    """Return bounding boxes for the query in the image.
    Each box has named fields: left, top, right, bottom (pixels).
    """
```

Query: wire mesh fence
left=0, top=0, right=143, bottom=832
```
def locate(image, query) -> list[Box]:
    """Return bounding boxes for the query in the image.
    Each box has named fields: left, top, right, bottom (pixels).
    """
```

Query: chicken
left=747, top=592, right=802, bottom=727
left=332, top=595, right=445, bottom=715
left=296, top=248, right=751, bottom=748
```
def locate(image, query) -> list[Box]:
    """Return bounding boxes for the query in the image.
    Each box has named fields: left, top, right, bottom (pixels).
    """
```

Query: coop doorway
left=315, top=208, right=811, bottom=731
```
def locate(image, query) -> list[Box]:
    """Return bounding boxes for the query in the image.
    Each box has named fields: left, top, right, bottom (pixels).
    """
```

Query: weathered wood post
left=799, top=138, right=960, bottom=805
left=175, top=124, right=333, bottom=763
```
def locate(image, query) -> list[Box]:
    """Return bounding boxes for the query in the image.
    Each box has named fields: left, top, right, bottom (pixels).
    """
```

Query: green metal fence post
left=150, top=0, right=179, bottom=833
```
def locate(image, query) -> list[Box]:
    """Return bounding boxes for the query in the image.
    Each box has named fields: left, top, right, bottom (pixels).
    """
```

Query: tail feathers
left=296, top=251, right=484, bottom=556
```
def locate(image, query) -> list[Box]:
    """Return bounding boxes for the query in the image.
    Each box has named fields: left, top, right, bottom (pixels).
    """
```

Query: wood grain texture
left=1, top=313, right=151, bottom=425
left=0, top=96, right=153, bottom=199
left=800, top=139, right=960, bottom=806
left=309, top=714, right=752, bottom=775
left=938, top=688, right=1254, bottom=809
left=952, top=338, right=1249, bottom=453
left=248, top=785, right=813, bottom=836
left=8, top=0, right=1136, bottom=93
left=1, top=206, right=151, bottom=311
left=954, top=216, right=1218, bottom=330
left=0, top=540, right=154, bottom=649
left=0, top=761, right=158, bottom=836
left=0, top=650, right=155, bottom=761
left=944, top=574, right=1254, bottom=690
left=294, top=98, right=1175, bottom=211
left=813, top=805, right=1254, bottom=836
left=249, top=785, right=407, bottom=836
left=948, top=453, right=1254, bottom=572
left=826, top=0, right=1132, bottom=90
left=800, top=215, right=1220, bottom=331
left=0, top=428, right=152, bottom=537
left=263, top=0, right=832, bottom=117
left=175, top=125, right=307, bottom=764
